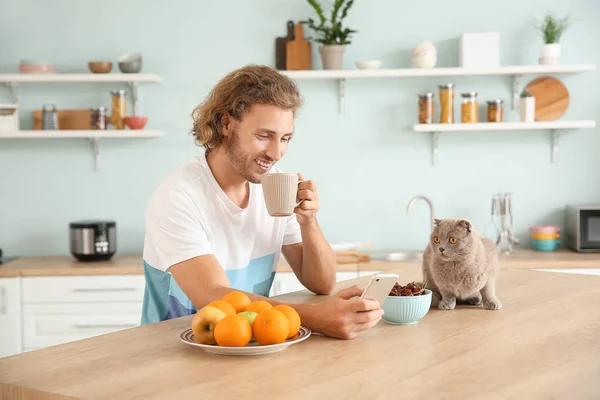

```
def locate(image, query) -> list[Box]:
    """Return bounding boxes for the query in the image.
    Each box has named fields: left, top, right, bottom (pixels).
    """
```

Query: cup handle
left=295, top=179, right=306, bottom=208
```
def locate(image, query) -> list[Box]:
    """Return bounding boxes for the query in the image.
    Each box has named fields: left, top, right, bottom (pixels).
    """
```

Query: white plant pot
left=520, top=97, right=536, bottom=122
left=539, top=43, right=561, bottom=65
left=319, top=45, right=345, bottom=70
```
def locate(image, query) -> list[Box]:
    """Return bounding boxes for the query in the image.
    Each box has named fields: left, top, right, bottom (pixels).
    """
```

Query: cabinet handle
left=0, top=287, right=5, bottom=314
left=73, top=323, right=138, bottom=329
left=72, top=288, right=137, bottom=293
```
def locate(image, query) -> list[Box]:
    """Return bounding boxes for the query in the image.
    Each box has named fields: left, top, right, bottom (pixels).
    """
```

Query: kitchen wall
left=1, top=0, right=599, bottom=257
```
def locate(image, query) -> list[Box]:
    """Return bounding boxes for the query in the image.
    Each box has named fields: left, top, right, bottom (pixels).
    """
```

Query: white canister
left=0, top=104, right=19, bottom=132
left=520, top=97, right=536, bottom=122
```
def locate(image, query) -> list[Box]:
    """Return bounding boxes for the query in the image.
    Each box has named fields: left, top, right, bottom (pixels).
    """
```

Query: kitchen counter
left=1, top=248, right=599, bottom=277
left=1, top=264, right=599, bottom=399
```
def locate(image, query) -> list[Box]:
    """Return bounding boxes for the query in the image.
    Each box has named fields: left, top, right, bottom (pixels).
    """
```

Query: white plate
left=179, top=326, right=311, bottom=356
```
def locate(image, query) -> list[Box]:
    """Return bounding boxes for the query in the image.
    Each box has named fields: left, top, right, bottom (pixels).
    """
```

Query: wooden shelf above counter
left=1, top=249, right=598, bottom=278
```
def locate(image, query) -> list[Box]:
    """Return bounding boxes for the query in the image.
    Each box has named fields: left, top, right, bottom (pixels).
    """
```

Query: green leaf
left=538, top=13, right=571, bottom=44
left=303, top=0, right=356, bottom=45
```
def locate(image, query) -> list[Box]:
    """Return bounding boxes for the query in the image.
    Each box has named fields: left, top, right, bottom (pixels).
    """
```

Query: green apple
left=238, top=311, right=258, bottom=342
left=238, top=311, right=258, bottom=325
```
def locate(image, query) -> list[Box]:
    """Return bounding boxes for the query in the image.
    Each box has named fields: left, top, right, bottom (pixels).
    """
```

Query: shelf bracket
left=128, top=82, right=139, bottom=116
left=511, top=75, right=522, bottom=111
left=551, top=129, right=561, bottom=163
left=339, top=78, right=345, bottom=115
left=90, top=137, right=101, bottom=171
left=1, top=82, right=20, bottom=104
left=431, top=132, right=440, bottom=165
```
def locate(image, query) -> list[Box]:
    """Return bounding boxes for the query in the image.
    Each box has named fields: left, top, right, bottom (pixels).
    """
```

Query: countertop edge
left=1, top=249, right=599, bottom=278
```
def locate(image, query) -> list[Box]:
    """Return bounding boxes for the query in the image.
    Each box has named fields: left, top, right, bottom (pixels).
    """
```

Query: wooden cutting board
left=285, top=23, right=312, bottom=71
left=524, top=77, right=570, bottom=121
left=33, top=109, right=92, bottom=130
left=275, top=20, right=295, bottom=70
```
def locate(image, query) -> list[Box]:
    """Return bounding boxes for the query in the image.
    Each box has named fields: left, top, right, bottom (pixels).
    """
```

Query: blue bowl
left=381, top=289, right=432, bottom=325
left=530, top=237, right=560, bottom=252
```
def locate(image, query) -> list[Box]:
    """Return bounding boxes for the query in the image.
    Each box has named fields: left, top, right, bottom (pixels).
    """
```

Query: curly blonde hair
left=191, top=64, right=303, bottom=152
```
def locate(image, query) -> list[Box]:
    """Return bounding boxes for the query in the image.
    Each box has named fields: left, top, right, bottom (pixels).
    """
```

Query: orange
left=214, top=315, right=252, bottom=347
left=221, top=291, right=251, bottom=313
left=244, top=300, right=273, bottom=314
left=273, top=304, right=301, bottom=339
left=252, top=309, right=290, bottom=345
left=207, top=300, right=236, bottom=316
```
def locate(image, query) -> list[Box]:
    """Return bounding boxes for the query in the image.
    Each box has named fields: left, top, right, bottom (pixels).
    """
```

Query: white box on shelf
left=460, top=32, right=499, bottom=68
left=0, top=104, right=19, bottom=132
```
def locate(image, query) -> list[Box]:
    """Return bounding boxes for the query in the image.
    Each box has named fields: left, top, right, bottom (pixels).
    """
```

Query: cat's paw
left=483, top=298, right=502, bottom=310
left=431, top=291, right=442, bottom=308
left=466, top=294, right=483, bottom=306
left=438, top=298, right=456, bottom=310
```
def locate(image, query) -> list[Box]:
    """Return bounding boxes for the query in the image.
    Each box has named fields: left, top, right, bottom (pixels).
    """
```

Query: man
left=141, top=64, right=383, bottom=339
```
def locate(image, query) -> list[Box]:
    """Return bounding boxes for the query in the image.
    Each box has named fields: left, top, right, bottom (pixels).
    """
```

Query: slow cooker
left=69, top=220, right=116, bottom=261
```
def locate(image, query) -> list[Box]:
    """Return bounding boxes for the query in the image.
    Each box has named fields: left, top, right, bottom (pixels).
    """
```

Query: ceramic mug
left=261, top=173, right=304, bottom=217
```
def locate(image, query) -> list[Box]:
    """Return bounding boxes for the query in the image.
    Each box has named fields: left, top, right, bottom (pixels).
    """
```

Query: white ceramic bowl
left=355, top=60, right=382, bottom=70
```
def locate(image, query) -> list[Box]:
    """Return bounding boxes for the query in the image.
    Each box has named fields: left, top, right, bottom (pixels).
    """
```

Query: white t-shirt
left=140, top=154, right=302, bottom=325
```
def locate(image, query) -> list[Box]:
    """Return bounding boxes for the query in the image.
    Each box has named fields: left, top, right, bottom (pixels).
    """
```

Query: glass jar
left=487, top=100, right=503, bottom=122
left=438, top=84, right=455, bottom=123
left=90, top=107, right=108, bottom=130
left=418, top=93, right=434, bottom=124
left=110, top=90, right=127, bottom=129
left=461, top=92, right=478, bottom=123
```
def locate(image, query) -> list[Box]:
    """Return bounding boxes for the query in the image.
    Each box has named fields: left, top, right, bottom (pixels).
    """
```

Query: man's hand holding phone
left=308, top=285, right=384, bottom=340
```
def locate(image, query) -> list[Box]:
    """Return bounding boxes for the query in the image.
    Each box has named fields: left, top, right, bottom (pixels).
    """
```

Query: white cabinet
left=22, top=302, right=142, bottom=350
left=19, top=274, right=145, bottom=353
left=270, top=270, right=360, bottom=297
left=22, top=275, right=145, bottom=304
left=0, top=277, right=22, bottom=358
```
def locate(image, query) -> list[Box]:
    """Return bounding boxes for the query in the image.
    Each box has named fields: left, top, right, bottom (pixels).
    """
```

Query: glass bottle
left=438, top=84, right=455, bottom=123
left=90, top=107, right=108, bottom=130
left=418, top=93, right=434, bottom=124
left=110, top=90, right=127, bottom=130
left=487, top=99, right=503, bottom=122
left=461, top=92, right=478, bottom=123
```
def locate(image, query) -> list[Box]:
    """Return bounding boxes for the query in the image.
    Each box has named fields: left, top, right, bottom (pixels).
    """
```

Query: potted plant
left=520, top=90, right=536, bottom=122
left=301, top=0, right=357, bottom=70
left=537, top=13, right=571, bottom=65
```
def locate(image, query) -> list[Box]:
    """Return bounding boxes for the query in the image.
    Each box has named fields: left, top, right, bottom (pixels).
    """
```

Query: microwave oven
left=565, top=204, right=600, bottom=252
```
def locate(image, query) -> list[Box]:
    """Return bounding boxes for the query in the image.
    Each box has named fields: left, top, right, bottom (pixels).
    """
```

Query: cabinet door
left=271, top=272, right=305, bottom=296
left=22, top=302, right=142, bottom=349
left=0, top=278, right=22, bottom=358
left=22, top=275, right=145, bottom=304
left=270, top=271, right=361, bottom=296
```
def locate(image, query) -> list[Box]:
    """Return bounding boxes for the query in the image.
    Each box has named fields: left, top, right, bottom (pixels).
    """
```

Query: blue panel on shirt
left=140, top=253, right=277, bottom=325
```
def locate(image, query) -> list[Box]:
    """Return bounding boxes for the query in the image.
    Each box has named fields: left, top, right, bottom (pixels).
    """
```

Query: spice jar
left=461, top=92, right=478, bottom=123
left=418, top=93, right=434, bottom=124
left=487, top=100, right=503, bottom=122
left=90, top=107, right=108, bottom=130
left=110, top=90, right=127, bottom=130
left=438, top=84, right=455, bottom=123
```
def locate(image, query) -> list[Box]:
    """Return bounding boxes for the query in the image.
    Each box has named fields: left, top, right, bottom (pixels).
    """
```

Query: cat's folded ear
left=459, top=219, right=472, bottom=232
left=434, top=218, right=441, bottom=226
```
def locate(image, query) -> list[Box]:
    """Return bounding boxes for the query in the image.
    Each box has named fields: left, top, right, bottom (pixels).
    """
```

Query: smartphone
left=360, top=273, right=399, bottom=306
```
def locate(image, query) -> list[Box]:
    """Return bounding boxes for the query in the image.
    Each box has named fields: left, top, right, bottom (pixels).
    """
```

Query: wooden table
left=1, top=265, right=599, bottom=399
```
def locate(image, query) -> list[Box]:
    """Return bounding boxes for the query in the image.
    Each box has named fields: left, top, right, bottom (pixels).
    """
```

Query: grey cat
left=422, top=218, right=502, bottom=311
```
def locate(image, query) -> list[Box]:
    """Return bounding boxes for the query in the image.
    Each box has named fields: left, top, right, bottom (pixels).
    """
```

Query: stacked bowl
left=529, top=225, right=560, bottom=251
left=19, top=60, right=55, bottom=74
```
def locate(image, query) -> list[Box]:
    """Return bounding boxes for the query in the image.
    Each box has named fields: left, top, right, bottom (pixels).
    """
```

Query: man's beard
left=225, top=129, right=273, bottom=184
